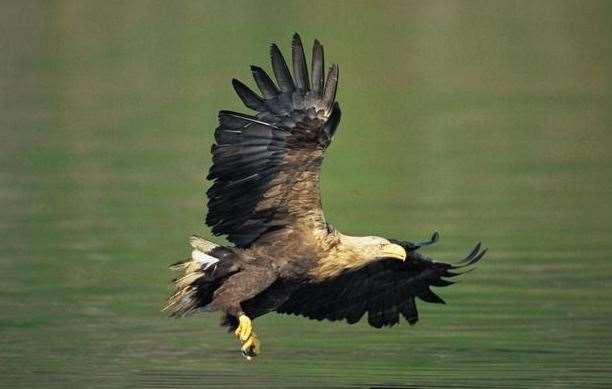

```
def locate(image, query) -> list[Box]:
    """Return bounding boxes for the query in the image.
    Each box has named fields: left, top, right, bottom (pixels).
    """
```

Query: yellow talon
left=234, top=314, right=253, bottom=341
left=241, top=333, right=261, bottom=360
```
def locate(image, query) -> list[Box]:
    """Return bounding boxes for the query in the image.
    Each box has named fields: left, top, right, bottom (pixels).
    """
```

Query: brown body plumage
left=166, top=34, right=486, bottom=359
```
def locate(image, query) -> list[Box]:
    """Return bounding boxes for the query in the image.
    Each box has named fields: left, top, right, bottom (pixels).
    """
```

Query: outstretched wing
left=277, top=233, right=487, bottom=328
left=206, top=34, right=341, bottom=247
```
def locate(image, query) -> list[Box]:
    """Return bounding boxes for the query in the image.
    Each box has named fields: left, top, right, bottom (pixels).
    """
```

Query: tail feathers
left=165, top=236, right=236, bottom=317
left=189, top=235, right=219, bottom=254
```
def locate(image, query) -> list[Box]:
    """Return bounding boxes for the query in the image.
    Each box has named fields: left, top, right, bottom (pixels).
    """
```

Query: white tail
left=165, top=236, right=223, bottom=315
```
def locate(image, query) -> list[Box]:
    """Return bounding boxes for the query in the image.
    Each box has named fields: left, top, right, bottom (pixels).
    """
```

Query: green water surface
left=1, top=1, right=611, bottom=388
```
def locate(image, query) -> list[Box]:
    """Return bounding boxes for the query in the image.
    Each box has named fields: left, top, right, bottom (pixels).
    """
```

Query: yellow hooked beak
left=383, top=243, right=407, bottom=261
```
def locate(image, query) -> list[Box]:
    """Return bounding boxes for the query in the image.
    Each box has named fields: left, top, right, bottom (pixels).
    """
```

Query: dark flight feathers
left=207, top=33, right=341, bottom=247
left=277, top=233, right=487, bottom=328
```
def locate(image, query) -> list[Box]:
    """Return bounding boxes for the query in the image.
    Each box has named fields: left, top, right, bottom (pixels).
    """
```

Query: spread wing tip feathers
left=397, top=234, right=487, bottom=306
left=207, top=34, right=342, bottom=247
left=231, top=33, right=338, bottom=113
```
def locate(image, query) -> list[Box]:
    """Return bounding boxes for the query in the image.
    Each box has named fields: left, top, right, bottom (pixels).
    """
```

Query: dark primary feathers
left=277, top=233, right=487, bottom=328
left=206, top=33, right=341, bottom=247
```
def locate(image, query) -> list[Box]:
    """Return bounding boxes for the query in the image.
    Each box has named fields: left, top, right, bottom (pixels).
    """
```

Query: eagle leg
left=234, top=314, right=253, bottom=341
left=211, top=267, right=277, bottom=359
left=234, top=314, right=260, bottom=360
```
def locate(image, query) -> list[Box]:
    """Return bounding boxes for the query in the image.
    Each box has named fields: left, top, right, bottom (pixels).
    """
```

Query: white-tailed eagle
left=166, top=34, right=486, bottom=360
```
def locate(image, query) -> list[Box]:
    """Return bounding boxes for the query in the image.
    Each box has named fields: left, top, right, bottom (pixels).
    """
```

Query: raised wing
left=277, top=233, right=486, bottom=328
left=206, top=34, right=341, bottom=247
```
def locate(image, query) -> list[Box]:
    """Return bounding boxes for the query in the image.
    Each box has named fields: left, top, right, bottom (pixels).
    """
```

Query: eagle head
left=337, top=234, right=407, bottom=265
left=361, top=236, right=407, bottom=261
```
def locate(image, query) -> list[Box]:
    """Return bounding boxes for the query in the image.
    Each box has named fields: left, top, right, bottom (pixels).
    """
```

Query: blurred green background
left=1, top=1, right=611, bottom=388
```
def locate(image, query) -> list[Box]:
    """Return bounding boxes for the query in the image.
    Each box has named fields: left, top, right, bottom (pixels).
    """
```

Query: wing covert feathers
left=207, top=34, right=341, bottom=247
